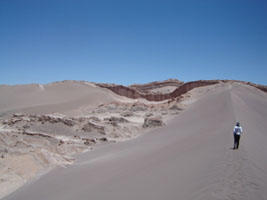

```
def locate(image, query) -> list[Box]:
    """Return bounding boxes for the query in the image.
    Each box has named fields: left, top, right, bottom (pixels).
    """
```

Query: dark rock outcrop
left=130, top=79, right=183, bottom=94
left=130, top=104, right=147, bottom=112
left=143, top=117, right=164, bottom=128
left=247, top=82, right=267, bottom=93
left=104, top=116, right=129, bottom=123
left=82, top=122, right=105, bottom=134
left=97, top=80, right=220, bottom=102
left=98, top=84, right=142, bottom=99
left=29, top=115, right=76, bottom=126
left=22, top=130, right=53, bottom=139
left=82, top=138, right=97, bottom=145
left=98, top=137, right=108, bottom=142
left=121, top=111, right=133, bottom=117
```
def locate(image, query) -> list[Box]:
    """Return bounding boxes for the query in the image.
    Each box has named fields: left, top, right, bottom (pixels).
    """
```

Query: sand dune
left=3, top=82, right=267, bottom=200
left=0, top=81, right=125, bottom=116
left=0, top=80, right=183, bottom=198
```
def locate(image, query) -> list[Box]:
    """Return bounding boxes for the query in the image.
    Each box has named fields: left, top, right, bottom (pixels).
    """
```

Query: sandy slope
left=0, top=81, right=125, bottom=116
left=0, top=80, right=183, bottom=198
left=3, top=83, right=267, bottom=200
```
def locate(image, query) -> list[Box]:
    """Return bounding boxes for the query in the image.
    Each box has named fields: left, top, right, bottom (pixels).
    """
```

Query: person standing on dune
left=233, top=122, right=243, bottom=149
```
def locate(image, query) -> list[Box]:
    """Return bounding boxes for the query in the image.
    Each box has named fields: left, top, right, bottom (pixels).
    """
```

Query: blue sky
left=0, top=0, right=267, bottom=85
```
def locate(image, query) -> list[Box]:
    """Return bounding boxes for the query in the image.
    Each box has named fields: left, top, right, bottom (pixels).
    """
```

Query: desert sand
left=1, top=80, right=267, bottom=200
left=0, top=80, right=184, bottom=198
left=2, top=81, right=267, bottom=200
left=0, top=80, right=127, bottom=116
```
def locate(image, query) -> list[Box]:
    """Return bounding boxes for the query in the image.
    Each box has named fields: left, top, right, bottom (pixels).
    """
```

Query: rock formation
left=97, top=79, right=267, bottom=102
left=97, top=80, right=220, bottom=101
left=143, top=117, right=164, bottom=128
left=130, top=79, right=183, bottom=94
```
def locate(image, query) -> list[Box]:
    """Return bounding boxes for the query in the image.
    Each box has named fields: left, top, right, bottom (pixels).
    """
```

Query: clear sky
left=0, top=0, right=267, bottom=85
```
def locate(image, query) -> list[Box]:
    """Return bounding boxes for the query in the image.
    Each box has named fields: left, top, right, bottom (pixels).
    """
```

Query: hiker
left=233, top=122, right=243, bottom=149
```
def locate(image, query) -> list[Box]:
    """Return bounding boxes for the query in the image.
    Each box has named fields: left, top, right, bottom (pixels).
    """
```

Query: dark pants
left=234, top=134, right=240, bottom=149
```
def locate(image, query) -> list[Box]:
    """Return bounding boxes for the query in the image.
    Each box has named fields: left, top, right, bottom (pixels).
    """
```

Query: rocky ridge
left=130, top=79, right=183, bottom=94
left=97, top=80, right=267, bottom=102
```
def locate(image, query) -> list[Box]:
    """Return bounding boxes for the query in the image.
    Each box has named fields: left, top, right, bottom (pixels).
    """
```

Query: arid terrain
left=1, top=79, right=267, bottom=200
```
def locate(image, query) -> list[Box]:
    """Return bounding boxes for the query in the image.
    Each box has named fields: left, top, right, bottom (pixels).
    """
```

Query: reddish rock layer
left=97, top=80, right=220, bottom=101
left=130, top=79, right=183, bottom=94
left=98, top=80, right=267, bottom=102
left=248, top=82, right=267, bottom=93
